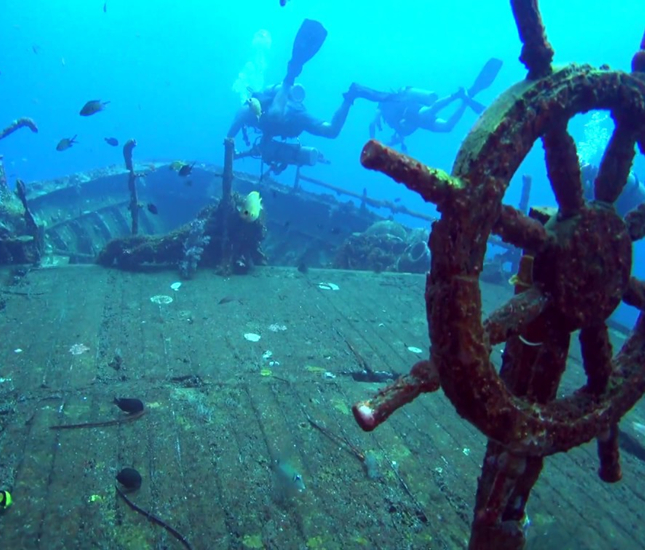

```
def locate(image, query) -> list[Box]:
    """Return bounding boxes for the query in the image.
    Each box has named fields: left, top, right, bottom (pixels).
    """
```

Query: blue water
left=1, top=0, right=644, bottom=324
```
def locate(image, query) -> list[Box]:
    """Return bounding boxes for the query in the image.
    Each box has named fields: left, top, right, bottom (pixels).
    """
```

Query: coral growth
left=179, top=219, right=211, bottom=279
left=334, top=220, right=430, bottom=273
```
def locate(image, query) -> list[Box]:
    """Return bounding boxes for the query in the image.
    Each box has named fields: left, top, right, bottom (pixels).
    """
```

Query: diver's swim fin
left=466, top=97, right=487, bottom=115
left=285, top=19, right=328, bottom=85
left=468, top=58, right=503, bottom=98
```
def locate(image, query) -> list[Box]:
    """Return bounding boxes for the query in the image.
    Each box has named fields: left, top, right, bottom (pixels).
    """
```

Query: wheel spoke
left=625, top=203, right=645, bottom=241
left=360, top=140, right=457, bottom=206
left=594, top=122, right=637, bottom=204
left=510, top=0, right=554, bottom=79
left=623, top=276, right=645, bottom=310
left=492, top=205, right=552, bottom=252
left=526, top=322, right=570, bottom=404
left=542, top=126, right=584, bottom=218
left=484, top=287, right=548, bottom=346
left=597, top=424, right=622, bottom=483
left=579, top=324, right=613, bottom=395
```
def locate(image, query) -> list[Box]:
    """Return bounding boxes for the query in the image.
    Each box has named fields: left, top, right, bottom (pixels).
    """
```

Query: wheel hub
left=533, top=203, right=632, bottom=331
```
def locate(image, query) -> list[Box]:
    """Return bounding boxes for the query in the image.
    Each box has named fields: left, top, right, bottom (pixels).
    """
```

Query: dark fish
left=103, top=2, right=107, bottom=12
left=104, top=137, right=118, bottom=146
left=113, top=397, right=144, bottom=414
left=297, top=261, right=308, bottom=274
left=178, top=162, right=196, bottom=177
left=80, top=99, right=110, bottom=116
left=116, top=467, right=142, bottom=490
left=56, top=135, right=77, bottom=151
left=393, top=197, right=401, bottom=203
left=146, top=203, right=158, bottom=215
left=218, top=296, right=235, bottom=305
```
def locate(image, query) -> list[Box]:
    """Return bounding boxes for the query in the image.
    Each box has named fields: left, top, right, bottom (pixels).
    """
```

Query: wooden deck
left=0, top=265, right=644, bottom=550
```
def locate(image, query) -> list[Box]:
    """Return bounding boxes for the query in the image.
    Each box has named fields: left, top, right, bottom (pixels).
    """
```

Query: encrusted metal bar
left=483, top=287, right=548, bottom=347
left=579, top=324, right=613, bottom=395
left=510, top=0, right=554, bottom=79
left=0, top=117, right=38, bottom=141
left=361, top=140, right=460, bottom=206
left=493, top=205, right=551, bottom=252
left=597, top=424, right=622, bottom=483
left=352, top=360, right=440, bottom=432
left=542, top=126, right=584, bottom=218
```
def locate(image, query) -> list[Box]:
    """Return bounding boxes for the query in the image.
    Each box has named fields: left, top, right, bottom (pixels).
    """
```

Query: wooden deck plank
left=1, top=265, right=645, bottom=550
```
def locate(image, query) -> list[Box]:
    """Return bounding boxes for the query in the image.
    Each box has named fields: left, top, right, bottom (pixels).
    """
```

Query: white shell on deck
left=318, top=282, right=340, bottom=291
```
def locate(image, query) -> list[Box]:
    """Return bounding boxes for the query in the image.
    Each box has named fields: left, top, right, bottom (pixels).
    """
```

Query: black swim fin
left=468, top=57, right=503, bottom=98
left=285, top=19, right=328, bottom=85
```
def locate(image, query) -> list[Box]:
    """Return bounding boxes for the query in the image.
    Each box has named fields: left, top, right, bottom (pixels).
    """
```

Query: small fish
left=32, top=44, right=40, bottom=54
left=297, top=261, right=308, bottom=274
left=146, top=203, right=158, bottom=215
left=104, top=137, right=118, bottom=146
left=245, top=97, right=262, bottom=120
left=274, top=458, right=305, bottom=499
left=103, top=2, right=107, bottom=12
left=239, top=190, right=263, bottom=222
left=116, top=468, right=142, bottom=491
left=393, top=197, right=401, bottom=203
left=113, top=397, right=144, bottom=414
left=56, top=135, right=77, bottom=151
left=218, top=296, right=235, bottom=305
left=79, top=99, right=110, bottom=116
left=178, top=162, right=196, bottom=177
left=280, top=0, right=289, bottom=5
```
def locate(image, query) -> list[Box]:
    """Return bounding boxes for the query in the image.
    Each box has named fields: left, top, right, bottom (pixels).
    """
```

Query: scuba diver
left=581, top=164, right=645, bottom=216
left=367, top=58, right=504, bottom=152
left=228, top=19, right=374, bottom=174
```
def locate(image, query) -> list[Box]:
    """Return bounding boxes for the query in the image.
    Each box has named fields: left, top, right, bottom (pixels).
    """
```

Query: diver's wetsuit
left=228, top=18, right=359, bottom=142
left=226, top=83, right=354, bottom=141
left=367, top=87, right=477, bottom=151
left=582, top=166, right=645, bottom=217
left=614, top=173, right=645, bottom=216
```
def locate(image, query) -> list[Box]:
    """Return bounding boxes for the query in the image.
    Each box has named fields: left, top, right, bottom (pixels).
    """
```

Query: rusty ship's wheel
left=352, top=3, right=645, bottom=549
left=354, top=32, right=645, bottom=465
left=357, top=62, right=645, bottom=458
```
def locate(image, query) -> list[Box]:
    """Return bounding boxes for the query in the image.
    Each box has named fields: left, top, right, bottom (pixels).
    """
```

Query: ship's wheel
left=357, top=62, right=645, bottom=459
left=352, top=4, right=645, bottom=549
